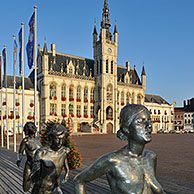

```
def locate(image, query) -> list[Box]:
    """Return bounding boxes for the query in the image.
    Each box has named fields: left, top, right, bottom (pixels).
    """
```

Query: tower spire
left=101, top=0, right=111, bottom=30
left=43, top=38, right=48, bottom=55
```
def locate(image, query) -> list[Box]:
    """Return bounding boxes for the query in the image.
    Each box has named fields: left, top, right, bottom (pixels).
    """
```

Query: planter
left=54, top=113, right=57, bottom=116
left=3, top=115, right=6, bottom=120
left=30, top=103, right=34, bottom=107
left=61, top=96, right=66, bottom=101
left=27, top=116, right=32, bottom=120
left=16, top=115, right=20, bottom=119
left=77, top=114, right=81, bottom=118
left=71, top=114, right=74, bottom=117
left=3, top=102, right=6, bottom=106
left=84, top=99, right=88, bottom=103
left=50, top=112, right=53, bottom=116
left=90, top=99, right=95, bottom=103
left=121, top=102, right=124, bottom=106
left=76, top=98, right=81, bottom=102
left=84, top=115, right=88, bottom=118
left=49, top=96, right=52, bottom=100
left=54, top=96, right=57, bottom=100
left=16, top=102, right=20, bottom=106
left=91, top=115, right=94, bottom=118
left=69, top=97, right=74, bottom=101
left=62, top=113, right=67, bottom=117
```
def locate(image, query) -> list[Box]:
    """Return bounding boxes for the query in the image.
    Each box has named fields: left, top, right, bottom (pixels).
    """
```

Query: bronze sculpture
left=74, top=104, right=166, bottom=194
left=31, top=124, right=70, bottom=194
left=16, top=122, right=42, bottom=192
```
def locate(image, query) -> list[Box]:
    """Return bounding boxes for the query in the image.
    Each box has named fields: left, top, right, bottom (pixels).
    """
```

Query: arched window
left=117, top=91, right=119, bottom=102
left=84, top=105, right=88, bottom=117
left=131, top=93, right=135, bottom=104
left=106, top=59, right=108, bottom=73
left=137, top=94, right=141, bottom=104
left=126, top=92, right=130, bottom=104
left=120, top=92, right=124, bottom=106
left=69, top=104, right=73, bottom=115
left=111, top=61, right=113, bottom=74
left=90, top=88, right=94, bottom=102
left=107, top=84, right=113, bottom=101
left=61, top=84, right=66, bottom=98
left=50, top=82, right=56, bottom=98
left=77, top=105, right=81, bottom=116
left=84, top=87, right=88, bottom=100
left=106, top=106, right=113, bottom=120
left=69, top=85, right=74, bottom=99
left=77, top=86, right=81, bottom=100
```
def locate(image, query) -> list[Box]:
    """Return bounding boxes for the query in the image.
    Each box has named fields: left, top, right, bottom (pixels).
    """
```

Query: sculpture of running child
left=74, top=104, right=166, bottom=194
left=16, top=122, right=42, bottom=192
left=31, top=124, right=70, bottom=194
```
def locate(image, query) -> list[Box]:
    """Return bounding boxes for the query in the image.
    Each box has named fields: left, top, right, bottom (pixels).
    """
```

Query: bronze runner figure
left=31, top=124, right=70, bottom=194
left=74, top=104, right=166, bottom=194
left=16, top=122, right=42, bottom=192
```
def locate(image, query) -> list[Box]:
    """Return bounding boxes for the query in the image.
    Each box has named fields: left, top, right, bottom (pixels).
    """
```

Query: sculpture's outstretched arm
left=73, top=153, right=111, bottom=194
left=16, top=138, right=27, bottom=167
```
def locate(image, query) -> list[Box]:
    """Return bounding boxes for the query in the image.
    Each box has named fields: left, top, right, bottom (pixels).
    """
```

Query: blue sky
left=0, top=0, right=194, bottom=106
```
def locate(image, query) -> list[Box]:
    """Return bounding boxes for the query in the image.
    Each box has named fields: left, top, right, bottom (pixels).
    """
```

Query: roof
left=4, top=75, right=34, bottom=90
left=145, top=94, right=170, bottom=105
left=117, top=66, right=141, bottom=85
left=38, top=45, right=142, bottom=86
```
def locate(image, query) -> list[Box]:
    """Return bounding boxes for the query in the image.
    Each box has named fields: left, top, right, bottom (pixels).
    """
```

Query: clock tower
left=93, top=0, right=118, bottom=133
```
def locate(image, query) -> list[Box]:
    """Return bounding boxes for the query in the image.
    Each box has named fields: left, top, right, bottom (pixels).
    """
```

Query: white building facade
left=145, top=94, right=174, bottom=133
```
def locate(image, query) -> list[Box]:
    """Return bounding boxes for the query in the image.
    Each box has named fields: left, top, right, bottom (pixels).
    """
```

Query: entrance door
left=107, top=123, right=113, bottom=134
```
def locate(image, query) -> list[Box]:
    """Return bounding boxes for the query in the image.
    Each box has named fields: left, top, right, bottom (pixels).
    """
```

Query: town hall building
left=36, top=0, right=147, bottom=133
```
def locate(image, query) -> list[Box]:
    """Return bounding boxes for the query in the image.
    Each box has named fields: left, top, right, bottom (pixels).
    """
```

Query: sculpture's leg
left=23, top=162, right=31, bottom=192
left=52, top=186, right=63, bottom=194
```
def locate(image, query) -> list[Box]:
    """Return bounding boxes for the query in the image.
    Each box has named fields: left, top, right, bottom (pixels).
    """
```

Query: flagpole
left=13, top=35, right=17, bottom=152
left=4, top=45, right=9, bottom=149
left=34, top=6, right=37, bottom=129
left=0, top=54, right=3, bottom=147
left=21, top=23, right=25, bottom=137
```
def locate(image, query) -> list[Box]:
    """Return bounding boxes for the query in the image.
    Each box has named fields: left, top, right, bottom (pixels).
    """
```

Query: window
left=77, top=105, right=81, bottom=116
left=107, top=85, right=113, bottom=101
left=69, top=104, right=73, bottom=115
left=90, top=88, right=94, bottom=102
left=84, top=87, right=88, bottom=100
left=84, top=105, right=88, bottom=116
left=111, top=61, right=113, bottom=74
left=61, top=84, right=66, bottom=97
left=61, top=104, right=66, bottom=115
left=137, top=94, right=141, bottom=104
left=106, top=59, right=108, bottom=73
left=117, top=91, right=119, bottom=101
left=121, top=92, right=124, bottom=105
left=100, top=59, right=102, bottom=73
left=69, top=85, right=74, bottom=98
left=69, top=67, right=73, bottom=74
left=77, top=86, right=81, bottom=99
left=185, top=119, right=187, bottom=124
left=106, top=107, right=113, bottom=120
left=50, top=103, right=57, bottom=114
left=50, top=82, right=56, bottom=97
left=90, top=106, right=94, bottom=116
left=126, top=92, right=130, bottom=104
left=131, top=93, right=135, bottom=104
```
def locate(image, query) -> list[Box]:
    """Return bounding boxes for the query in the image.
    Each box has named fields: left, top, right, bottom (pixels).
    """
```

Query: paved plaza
left=0, top=133, right=194, bottom=193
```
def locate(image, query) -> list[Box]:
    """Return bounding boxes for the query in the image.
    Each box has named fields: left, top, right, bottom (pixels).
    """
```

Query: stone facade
left=0, top=76, right=39, bottom=134
left=36, top=0, right=145, bottom=133
left=145, top=94, right=174, bottom=133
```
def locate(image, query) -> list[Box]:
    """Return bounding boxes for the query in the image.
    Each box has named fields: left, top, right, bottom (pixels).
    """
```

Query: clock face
left=108, top=48, right=112, bottom=53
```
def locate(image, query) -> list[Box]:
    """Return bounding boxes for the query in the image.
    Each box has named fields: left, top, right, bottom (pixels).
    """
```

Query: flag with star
left=26, top=12, right=35, bottom=69
left=18, top=28, right=22, bottom=74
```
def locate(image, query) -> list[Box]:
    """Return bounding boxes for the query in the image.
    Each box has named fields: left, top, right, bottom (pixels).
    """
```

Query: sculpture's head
left=117, top=104, right=152, bottom=144
left=23, top=122, right=37, bottom=136
left=48, top=124, right=69, bottom=149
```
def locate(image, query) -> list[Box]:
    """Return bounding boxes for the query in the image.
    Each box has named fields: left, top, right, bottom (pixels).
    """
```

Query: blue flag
left=2, top=48, right=6, bottom=88
left=18, top=28, right=22, bottom=75
left=26, top=12, right=35, bottom=69
left=14, top=39, right=17, bottom=66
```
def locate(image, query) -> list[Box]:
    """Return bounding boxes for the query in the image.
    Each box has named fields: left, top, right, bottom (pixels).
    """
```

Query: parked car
left=169, top=129, right=176, bottom=134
